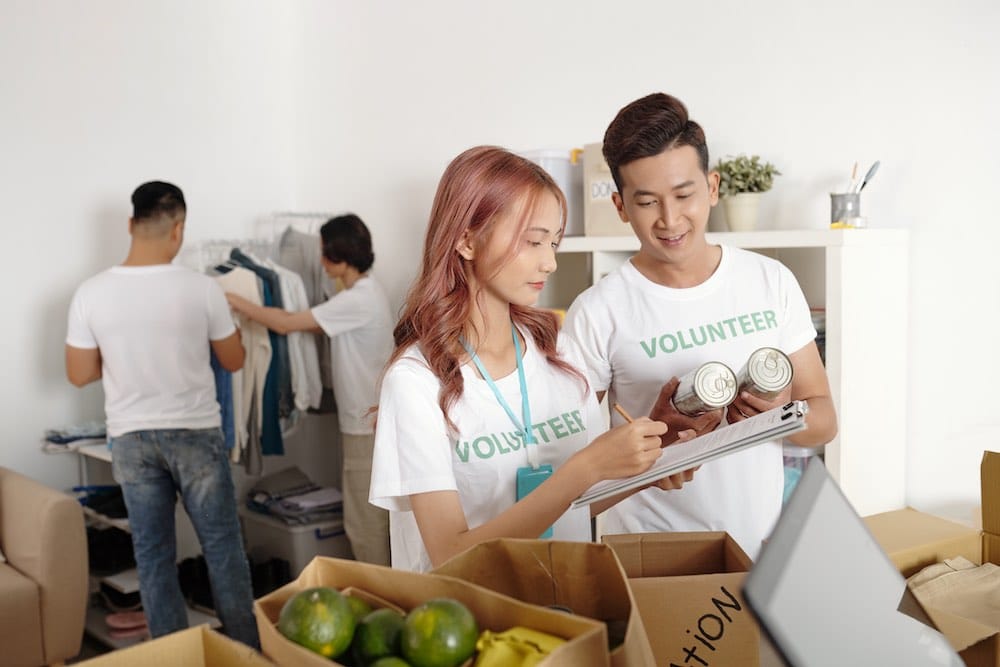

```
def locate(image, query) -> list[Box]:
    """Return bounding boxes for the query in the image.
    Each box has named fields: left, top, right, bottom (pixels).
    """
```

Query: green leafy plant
left=715, top=154, right=781, bottom=197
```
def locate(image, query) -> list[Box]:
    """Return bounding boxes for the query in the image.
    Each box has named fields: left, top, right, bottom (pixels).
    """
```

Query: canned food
left=672, top=361, right=738, bottom=416
left=736, top=347, right=793, bottom=401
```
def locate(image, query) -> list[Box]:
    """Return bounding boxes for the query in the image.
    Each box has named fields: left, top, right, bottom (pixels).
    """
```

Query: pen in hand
left=614, top=403, right=635, bottom=423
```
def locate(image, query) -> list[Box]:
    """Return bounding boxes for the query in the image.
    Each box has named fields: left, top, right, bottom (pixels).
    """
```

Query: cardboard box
left=75, top=625, right=274, bottom=666
left=254, top=555, right=610, bottom=667
left=864, top=450, right=1000, bottom=666
left=603, top=532, right=762, bottom=667
left=583, top=143, right=629, bottom=237
left=432, top=538, right=655, bottom=667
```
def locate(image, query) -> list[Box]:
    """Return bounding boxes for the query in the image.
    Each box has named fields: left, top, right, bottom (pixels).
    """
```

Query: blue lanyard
left=461, top=322, right=540, bottom=468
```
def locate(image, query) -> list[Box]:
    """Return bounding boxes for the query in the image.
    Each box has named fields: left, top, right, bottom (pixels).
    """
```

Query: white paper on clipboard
left=570, top=400, right=810, bottom=509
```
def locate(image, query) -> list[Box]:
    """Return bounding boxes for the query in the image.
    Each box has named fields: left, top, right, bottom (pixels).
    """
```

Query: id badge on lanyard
left=462, top=323, right=555, bottom=539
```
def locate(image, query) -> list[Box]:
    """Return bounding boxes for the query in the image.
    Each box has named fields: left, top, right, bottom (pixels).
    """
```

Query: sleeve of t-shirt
left=311, top=287, right=370, bottom=338
left=563, top=292, right=613, bottom=392
left=369, top=357, right=458, bottom=512
left=206, top=279, right=237, bottom=341
left=778, top=264, right=818, bottom=354
left=65, top=286, right=97, bottom=349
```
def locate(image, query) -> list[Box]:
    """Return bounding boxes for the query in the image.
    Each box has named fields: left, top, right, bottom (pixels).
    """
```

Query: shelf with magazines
left=542, top=228, right=910, bottom=518
left=45, top=438, right=221, bottom=650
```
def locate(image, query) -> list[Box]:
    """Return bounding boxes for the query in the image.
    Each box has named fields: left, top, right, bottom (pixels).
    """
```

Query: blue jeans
left=110, top=428, right=259, bottom=648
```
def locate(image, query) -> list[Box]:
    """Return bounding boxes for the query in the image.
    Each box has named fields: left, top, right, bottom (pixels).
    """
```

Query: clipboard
left=570, top=400, right=810, bottom=509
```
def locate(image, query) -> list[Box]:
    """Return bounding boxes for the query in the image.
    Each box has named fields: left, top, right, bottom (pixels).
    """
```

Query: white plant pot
left=722, top=192, right=761, bottom=232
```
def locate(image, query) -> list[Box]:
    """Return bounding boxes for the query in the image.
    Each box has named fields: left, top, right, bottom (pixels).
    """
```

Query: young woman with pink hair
left=369, top=146, right=670, bottom=572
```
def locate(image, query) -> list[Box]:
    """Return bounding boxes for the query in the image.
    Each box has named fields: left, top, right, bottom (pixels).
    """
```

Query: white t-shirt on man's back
left=66, top=264, right=235, bottom=438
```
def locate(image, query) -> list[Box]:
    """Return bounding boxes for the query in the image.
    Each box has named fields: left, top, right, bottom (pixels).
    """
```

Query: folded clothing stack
left=246, top=465, right=343, bottom=525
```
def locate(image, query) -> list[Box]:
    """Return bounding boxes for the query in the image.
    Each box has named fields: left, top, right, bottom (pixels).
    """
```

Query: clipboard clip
left=781, top=400, right=809, bottom=420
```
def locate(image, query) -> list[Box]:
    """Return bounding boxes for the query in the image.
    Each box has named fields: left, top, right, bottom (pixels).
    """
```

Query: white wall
left=2, top=0, right=997, bottom=524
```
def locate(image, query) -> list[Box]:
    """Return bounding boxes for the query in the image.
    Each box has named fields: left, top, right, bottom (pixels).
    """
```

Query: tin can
left=736, top=347, right=793, bottom=401
left=672, top=361, right=738, bottom=416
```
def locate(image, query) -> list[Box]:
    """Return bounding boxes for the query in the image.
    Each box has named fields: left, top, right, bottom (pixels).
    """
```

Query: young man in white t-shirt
left=563, top=93, right=839, bottom=559
left=225, top=214, right=393, bottom=566
left=65, top=181, right=259, bottom=647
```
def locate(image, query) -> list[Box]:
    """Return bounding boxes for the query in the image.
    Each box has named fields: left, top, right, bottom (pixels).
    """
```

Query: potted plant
left=714, top=154, right=780, bottom=232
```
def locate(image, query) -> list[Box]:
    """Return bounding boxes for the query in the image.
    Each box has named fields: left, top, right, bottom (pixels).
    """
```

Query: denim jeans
left=110, top=428, right=259, bottom=648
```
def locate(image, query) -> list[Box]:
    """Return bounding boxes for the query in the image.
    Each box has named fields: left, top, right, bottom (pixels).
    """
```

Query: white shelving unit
left=544, top=229, right=909, bottom=517
left=48, top=441, right=221, bottom=650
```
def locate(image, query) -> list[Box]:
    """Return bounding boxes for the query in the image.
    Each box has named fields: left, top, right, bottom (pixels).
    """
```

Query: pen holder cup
left=830, top=192, right=861, bottom=225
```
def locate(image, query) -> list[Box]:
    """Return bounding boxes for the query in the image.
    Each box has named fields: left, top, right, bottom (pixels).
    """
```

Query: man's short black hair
left=131, top=181, right=186, bottom=221
left=321, top=214, right=375, bottom=273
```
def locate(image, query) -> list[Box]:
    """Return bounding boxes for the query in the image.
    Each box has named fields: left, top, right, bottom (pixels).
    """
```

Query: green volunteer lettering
left=492, top=433, right=510, bottom=455
left=562, top=412, right=580, bottom=435
left=707, top=321, right=727, bottom=342
left=455, top=440, right=470, bottom=463
left=548, top=417, right=567, bottom=438
left=571, top=410, right=585, bottom=432
left=636, top=310, right=782, bottom=357
left=532, top=422, right=551, bottom=443
left=501, top=430, right=522, bottom=451
left=472, top=436, right=495, bottom=459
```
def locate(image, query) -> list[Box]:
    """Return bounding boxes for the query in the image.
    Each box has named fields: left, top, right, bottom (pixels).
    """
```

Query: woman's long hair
left=390, top=146, right=587, bottom=432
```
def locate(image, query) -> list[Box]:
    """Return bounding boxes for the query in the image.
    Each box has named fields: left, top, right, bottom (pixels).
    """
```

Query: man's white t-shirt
left=370, top=331, right=601, bottom=572
left=310, top=275, right=393, bottom=435
left=563, top=246, right=816, bottom=560
left=66, top=264, right=236, bottom=438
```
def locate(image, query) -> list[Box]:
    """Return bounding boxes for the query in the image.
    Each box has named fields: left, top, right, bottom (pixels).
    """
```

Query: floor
left=67, top=635, right=112, bottom=663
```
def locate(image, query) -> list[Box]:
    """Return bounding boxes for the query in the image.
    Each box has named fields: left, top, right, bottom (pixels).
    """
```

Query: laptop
left=743, top=457, right=964, bottom=667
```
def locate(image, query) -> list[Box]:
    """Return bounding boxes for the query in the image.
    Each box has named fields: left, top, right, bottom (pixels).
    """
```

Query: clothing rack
left=174, top=238, right=276, bottom=272
left=255, top=211, right=337, bottom=242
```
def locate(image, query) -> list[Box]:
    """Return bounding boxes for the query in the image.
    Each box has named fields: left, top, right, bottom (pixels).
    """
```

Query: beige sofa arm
left=0, top=467, right=89, bottom=664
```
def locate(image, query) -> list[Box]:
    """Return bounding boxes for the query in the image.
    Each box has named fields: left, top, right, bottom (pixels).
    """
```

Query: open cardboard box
left=864, top=450, right=1000, bottom=667
left=254, top=555, right=611, bottom=667
left=432, top=538, right=655, bottom=667
left=602, top=531, right=763, bottom=667
left=75, top=625, right=274, bottom=666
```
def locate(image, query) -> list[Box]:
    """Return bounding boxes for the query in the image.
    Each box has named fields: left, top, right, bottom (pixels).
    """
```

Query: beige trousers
left=341, top=432, right=390, bottom=566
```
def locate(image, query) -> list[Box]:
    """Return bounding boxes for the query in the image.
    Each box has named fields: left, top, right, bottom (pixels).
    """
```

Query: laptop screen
left=743, top=458, right=963, bottom=667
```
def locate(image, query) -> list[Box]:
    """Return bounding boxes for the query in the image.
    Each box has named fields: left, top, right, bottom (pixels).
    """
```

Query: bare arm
left=65, top=345, right=102, bottom=387
left=210, top=331, right=245, bottom=372
left=225, top=293, right=321, bottom=335
left=411, top=418, right=667, bottom=568
left=727, top=341, right=837, bottom=447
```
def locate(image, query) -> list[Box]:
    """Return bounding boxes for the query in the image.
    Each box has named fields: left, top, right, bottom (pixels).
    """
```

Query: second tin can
left=735, top=347, right=794, bottom=401
left=672, top=361, right=738, bottom=416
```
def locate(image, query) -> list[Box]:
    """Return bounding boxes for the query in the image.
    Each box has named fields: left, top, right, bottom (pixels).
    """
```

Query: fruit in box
left=277, top=586, right=356, bottom=658
left=400, top=598, right=478, bottom=667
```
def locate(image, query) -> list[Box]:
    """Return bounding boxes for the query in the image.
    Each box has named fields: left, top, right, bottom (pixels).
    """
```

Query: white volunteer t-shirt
left=310, top=275, right=393, bottom=435
left=370, top=331, right=601, bottom=572
left=563, top=245, right=816, bottom=560
left=66, top=264, right=236, bottom=438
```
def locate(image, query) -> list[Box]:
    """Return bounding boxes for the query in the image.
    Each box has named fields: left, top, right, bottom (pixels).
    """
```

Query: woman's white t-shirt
left=370, top=331, right=601, bottom=572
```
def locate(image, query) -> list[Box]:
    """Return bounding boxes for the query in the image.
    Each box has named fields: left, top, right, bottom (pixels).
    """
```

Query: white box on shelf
left=518, top=148, right=584, bottom=236
left=238, top=506, right=352, bottom=577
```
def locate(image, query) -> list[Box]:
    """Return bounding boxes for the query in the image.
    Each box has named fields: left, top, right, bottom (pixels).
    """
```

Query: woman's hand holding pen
left=618, top=402, right=700, bottom=491
left=574, top=415, right=667, bottom=486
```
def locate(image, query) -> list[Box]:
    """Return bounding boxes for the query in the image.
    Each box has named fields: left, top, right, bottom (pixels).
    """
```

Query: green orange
left=346, top=594, right=374, bottom=624
left=400, top=598, right=478, bottom=667
left=276, top=586, right=356, bottom=658
left=370, top=658, right=412, bottom=667
left=353, top=608, right=406, bottom=665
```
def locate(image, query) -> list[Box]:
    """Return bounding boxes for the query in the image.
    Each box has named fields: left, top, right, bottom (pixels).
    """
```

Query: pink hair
left=389, top=146, right=587, bottom=432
